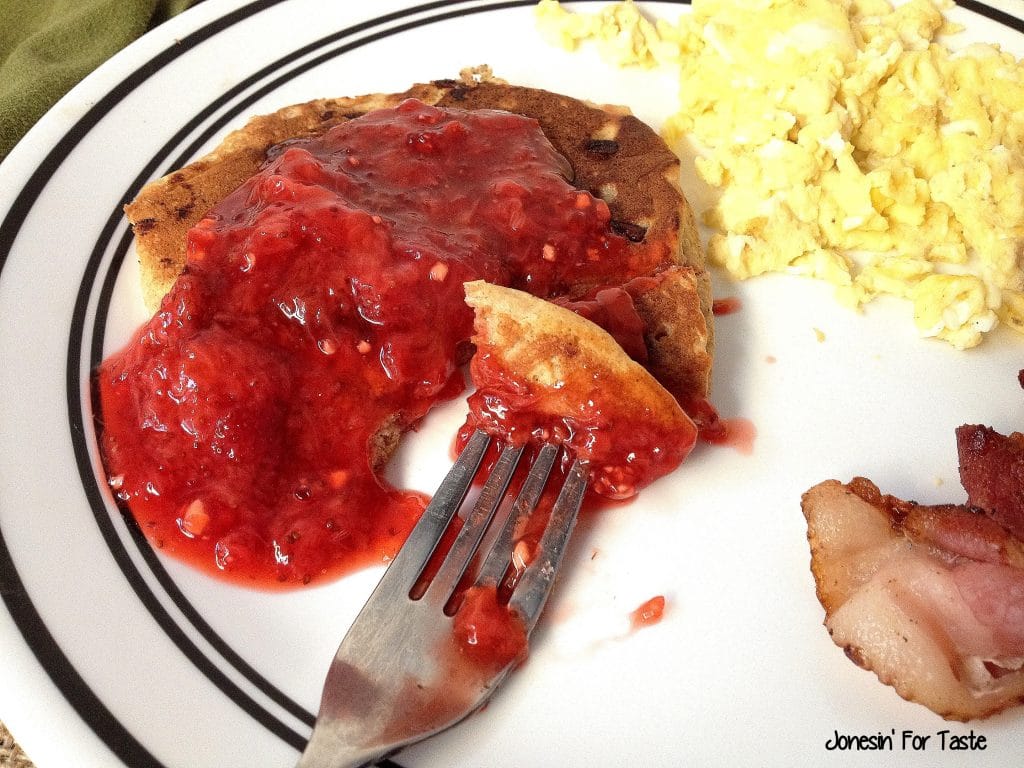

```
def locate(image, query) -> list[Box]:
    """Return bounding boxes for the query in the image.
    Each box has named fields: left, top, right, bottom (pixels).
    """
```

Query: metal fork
left=296, top=429, right=588, bottom=768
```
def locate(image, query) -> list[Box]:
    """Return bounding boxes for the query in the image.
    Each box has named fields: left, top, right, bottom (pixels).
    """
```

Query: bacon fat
left=802, top=476, right=1024, bottom=721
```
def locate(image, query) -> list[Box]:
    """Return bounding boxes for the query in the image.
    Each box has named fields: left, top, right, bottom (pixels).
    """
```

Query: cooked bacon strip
left=802, top=478, right=1024, bottom=721
left=957, top=424, right=1024, bottom=540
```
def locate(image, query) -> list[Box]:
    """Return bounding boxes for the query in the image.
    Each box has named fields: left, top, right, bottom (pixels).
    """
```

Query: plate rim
left=1, top=0, right=1023, bottom=766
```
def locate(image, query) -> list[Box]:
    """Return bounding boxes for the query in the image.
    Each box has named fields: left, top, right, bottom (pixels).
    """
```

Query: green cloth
left=0, top=0, right=194, bottom=161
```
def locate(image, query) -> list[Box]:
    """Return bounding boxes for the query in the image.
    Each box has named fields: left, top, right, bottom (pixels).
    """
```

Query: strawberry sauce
left=97, top=99, right=665, bottom=588
left=457, top=347, right=697, bottom=502
left=630, top=595, right=667, bottom=630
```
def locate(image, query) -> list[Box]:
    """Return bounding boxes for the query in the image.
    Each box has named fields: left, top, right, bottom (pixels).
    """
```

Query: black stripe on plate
left=0, top=0, right=1018, bottom=765
left=1, top=2, right=286, bottom=764
left=958, top=0, right=1023, bottom=33
left=0, top=527, right=169, bottom=768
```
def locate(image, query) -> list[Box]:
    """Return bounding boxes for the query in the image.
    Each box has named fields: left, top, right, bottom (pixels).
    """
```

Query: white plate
left=2, top=1, right=1024, bottom=766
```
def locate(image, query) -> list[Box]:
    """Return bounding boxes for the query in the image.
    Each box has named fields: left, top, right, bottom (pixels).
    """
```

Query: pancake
left=124, top=68, right=713, bottom=407
left=461, top=280, right=697, bottom=499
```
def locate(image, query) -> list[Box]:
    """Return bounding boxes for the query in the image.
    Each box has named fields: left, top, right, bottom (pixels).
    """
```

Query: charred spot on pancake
left=585, top=139, right=620, bottom=156
left=610, top=220, right=648, bottom=243
left=168, top=180, right=198, bottom=221
left=431, top=79, right=470, bottom=100
left=134, top=217, right=157, bottom=235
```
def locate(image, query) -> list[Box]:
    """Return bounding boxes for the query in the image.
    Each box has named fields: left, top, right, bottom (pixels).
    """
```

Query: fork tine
left=373, top=429, right=491, bottom=599
left=509, top=458, right=588, bottom=631
left=474, top=442, right=559, bottom=589
left=423, top=442, right=525, bottom=606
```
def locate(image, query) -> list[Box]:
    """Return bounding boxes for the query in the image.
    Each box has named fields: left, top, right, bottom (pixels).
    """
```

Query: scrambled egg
left=536, top=0, right=1024, bottom=349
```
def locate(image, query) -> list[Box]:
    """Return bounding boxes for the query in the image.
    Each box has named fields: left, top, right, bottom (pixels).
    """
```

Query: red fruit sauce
left=452, top=586, right=529, bottom=670
left=97, top=99, right=672, bottom=588
left=630, top=595, right=667, bottom=630
left=457, top=345, right=698, bottom=503
left=711, top=296, right=742, bottom=315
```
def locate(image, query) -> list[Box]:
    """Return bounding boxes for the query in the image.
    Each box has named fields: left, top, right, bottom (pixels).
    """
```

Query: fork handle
left=295, top=729, right=386, bottom=768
